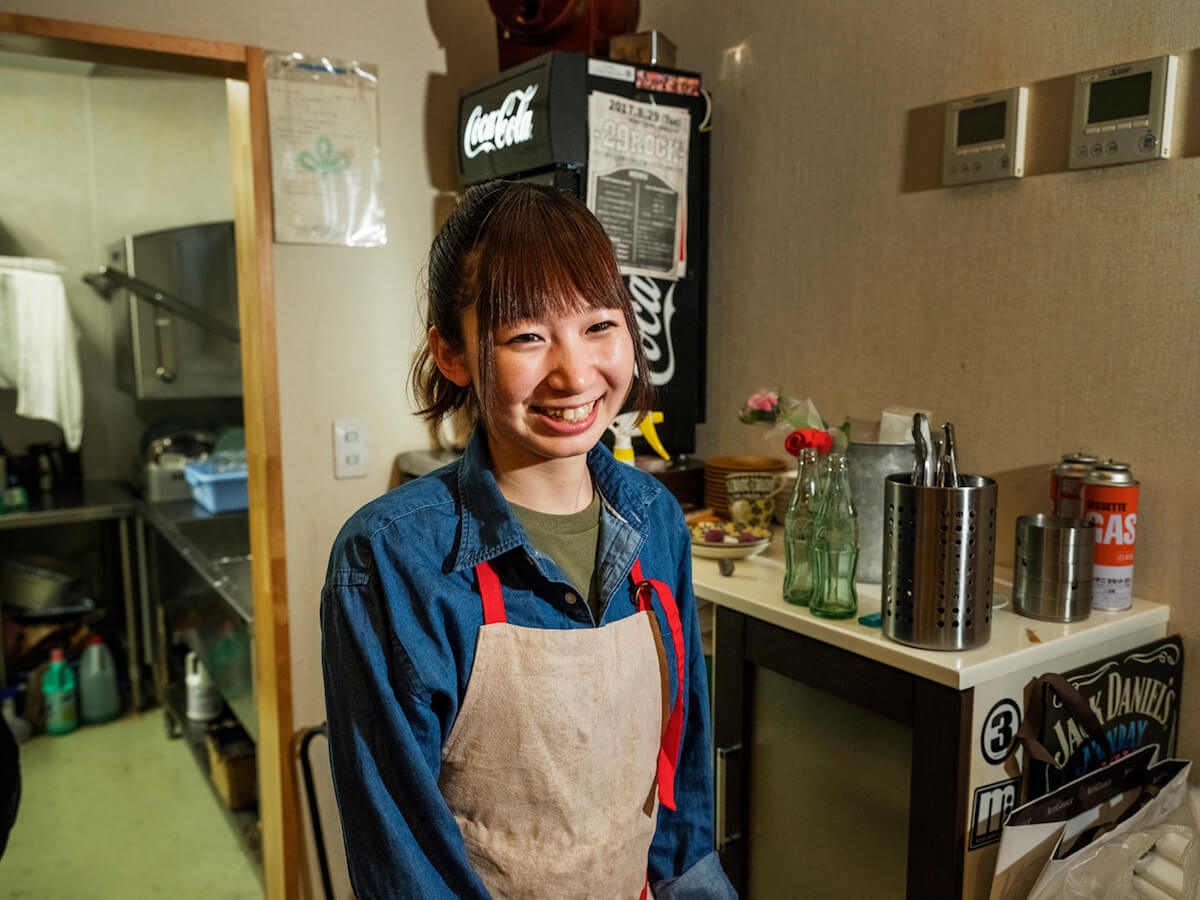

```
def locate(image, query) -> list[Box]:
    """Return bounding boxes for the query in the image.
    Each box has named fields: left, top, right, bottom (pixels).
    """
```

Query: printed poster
left=586, top=91, right=689, bottom=280
left=264, top=51, right=387, bottom=246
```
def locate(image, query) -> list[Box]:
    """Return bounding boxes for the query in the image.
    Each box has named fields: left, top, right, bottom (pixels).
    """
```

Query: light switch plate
left=333, top=418, right=369, bottom=479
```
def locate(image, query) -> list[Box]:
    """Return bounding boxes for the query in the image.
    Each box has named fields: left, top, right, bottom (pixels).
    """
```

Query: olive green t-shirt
left=510, top=493, right=603, bottom=621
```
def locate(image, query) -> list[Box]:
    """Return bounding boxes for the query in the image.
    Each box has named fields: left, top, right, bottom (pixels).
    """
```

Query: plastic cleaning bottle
left=79, top=635, right=121, bottom=725
left=43, top=648, right=78, bottom=735
left=1, top=691, right=32, bottom=743
left=185, top=651, right=222, bottom=722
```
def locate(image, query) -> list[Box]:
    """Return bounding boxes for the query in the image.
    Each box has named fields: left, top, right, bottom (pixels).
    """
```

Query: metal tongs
left=911, top=413, right=934, bottom=485
left=937, top=422, right=960, bottom=488
left=911, top=414, right=960, bottom=487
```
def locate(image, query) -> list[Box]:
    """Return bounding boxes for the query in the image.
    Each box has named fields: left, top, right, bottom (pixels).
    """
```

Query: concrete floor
left=0, top=712, right=262, bottom=899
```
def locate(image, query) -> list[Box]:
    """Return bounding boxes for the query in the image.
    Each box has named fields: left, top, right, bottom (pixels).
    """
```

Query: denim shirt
left=322, top=431, right=736, bottom=899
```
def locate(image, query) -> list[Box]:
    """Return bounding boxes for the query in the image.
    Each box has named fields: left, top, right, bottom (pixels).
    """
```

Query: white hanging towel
left=0, top=267, right=84, bottom=450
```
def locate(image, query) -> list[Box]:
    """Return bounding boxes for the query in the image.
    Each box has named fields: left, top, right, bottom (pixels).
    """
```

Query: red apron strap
left=475, top=561, right=506, bottom=625
left=630, top=558, right=686, bottom=812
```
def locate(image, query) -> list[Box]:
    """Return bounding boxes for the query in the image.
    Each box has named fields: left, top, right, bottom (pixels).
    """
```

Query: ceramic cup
left=726, top=473, right=778, bottom=530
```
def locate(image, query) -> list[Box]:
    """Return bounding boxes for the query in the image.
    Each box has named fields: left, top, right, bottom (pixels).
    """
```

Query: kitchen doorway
left=0, top=14, right=296, bottom=899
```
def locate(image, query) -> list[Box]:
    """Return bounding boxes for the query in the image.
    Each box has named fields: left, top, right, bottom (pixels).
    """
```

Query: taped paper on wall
left=264, top=50, right=387, bottom=247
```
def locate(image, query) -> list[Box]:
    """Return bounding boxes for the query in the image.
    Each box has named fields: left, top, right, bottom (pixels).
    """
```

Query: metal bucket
left=882, top=473, right=998, bottom=651
left=846, top=442, right=916, bottom=583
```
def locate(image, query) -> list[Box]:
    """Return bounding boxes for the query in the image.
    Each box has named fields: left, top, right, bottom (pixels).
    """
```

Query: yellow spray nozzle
left=608, top=410, right=671, bottom=465
left=637, top=412, right=670, bottom=462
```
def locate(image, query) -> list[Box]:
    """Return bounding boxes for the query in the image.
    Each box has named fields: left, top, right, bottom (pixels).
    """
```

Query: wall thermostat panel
left=1069, top=55, right=1176, bottom=169
left=943, top=87, right=1028, bottom=186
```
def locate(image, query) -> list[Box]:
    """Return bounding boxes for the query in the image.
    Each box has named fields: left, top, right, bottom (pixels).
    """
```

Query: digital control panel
left=943, top=87, right=1028, bottom=186
left=1069, top=55, right=1177, bottom=169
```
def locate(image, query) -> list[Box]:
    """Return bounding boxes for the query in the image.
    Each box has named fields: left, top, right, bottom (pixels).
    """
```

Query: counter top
left=692, top=539, right=1169, bottom=690
left=0, top=480, right=139, bottom=530
left=141, top=499, right=253, bottom=624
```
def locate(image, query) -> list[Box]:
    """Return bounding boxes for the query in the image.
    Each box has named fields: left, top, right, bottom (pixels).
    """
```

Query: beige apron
left=439, top=558, right=686, bottom=899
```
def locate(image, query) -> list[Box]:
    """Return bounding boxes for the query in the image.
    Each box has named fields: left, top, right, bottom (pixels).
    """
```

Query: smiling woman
left=321, top=180, right=736, bottom=899
left=412, top=180, right=654, bottom=429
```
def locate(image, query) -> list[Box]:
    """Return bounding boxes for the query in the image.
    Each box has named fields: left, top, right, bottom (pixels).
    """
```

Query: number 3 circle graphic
left=981, top=698, right=1021, bottom=765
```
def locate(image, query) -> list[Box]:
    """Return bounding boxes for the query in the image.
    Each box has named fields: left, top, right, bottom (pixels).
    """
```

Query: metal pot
left=1, top=554, right=89, bottom=614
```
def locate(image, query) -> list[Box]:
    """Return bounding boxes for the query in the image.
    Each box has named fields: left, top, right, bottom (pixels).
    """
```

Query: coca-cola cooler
left=455, top=51, right=710, bottom=453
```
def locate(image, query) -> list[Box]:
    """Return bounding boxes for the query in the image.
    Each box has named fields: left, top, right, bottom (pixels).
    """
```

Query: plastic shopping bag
left=989, top=744, right=1197, bottom=900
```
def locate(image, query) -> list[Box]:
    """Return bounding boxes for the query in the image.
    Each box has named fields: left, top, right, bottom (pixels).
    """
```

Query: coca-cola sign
left=455, top=52, right=588, bottom=184
left=628, top=275, right=676, bottom=387
left=463, top=85, right=538, bottom=159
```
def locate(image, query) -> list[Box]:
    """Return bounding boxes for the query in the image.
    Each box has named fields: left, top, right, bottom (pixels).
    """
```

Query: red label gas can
left=1082, top=462, right=1138, bottom=611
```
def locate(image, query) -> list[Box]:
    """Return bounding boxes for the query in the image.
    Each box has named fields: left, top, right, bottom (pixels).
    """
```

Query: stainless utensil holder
left=1013, top=514, right=1095, bottom=622
left=882, top=474, right=997, bottom=651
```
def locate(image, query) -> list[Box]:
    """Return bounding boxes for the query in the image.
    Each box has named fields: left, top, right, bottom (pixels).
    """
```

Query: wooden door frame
left=0, top=14, right=297, bottom=899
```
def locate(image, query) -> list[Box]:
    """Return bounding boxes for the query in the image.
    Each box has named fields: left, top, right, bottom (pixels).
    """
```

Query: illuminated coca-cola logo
left=628, top=275, right=676, bottom=387
left=463, top=85, right=538, bottom=159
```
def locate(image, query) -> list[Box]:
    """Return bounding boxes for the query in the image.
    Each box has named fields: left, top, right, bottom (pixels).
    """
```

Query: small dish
left=691, top=538, right=771, bottom=560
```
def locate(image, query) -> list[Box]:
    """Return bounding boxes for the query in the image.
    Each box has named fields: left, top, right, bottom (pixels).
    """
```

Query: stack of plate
left=704, top=455, right=787, bottom=519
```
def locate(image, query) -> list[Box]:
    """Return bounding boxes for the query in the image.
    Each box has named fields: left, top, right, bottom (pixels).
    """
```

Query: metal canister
left=1050, top=453, right=1099, bottom=517
left=1082, top=461, right=1139, bottom=611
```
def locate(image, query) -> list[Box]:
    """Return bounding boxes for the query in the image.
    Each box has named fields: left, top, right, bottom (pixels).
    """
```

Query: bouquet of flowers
left=738, top=390, right=822, bottom=429
left=738, top=389, right=849, bottom=455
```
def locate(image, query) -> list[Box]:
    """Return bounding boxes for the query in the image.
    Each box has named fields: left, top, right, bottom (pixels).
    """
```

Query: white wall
left=0, top=62, right=234, bottom=479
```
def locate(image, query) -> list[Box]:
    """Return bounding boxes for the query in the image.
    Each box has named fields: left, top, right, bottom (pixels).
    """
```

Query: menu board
left=586, top=91, right=689, bottom=280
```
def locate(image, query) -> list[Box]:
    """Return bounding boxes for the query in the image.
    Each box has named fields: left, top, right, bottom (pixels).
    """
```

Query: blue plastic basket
left=183, top=461, right=249, bottom=513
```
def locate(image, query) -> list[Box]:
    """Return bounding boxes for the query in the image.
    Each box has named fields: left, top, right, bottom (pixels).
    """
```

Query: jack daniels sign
left=1025, top=635, right=1183, bottom=799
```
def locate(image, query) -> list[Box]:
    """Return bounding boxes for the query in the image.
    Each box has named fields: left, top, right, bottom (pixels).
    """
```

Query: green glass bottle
left=783, top=448, right=821, bottom=606
left=809, top=453, right=859, bottom=619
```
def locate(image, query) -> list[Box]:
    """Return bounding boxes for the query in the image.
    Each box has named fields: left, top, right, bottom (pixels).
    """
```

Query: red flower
left=784, top=429, right=833, bottom=457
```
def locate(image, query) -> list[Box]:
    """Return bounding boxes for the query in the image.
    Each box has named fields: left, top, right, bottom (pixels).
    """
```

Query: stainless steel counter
left=0, top=481, right=141, bottom=700
left=140, top=499, right=252, bottom=624
left=0, top=481, right=257, bottom=741
left=140, top=499, right=255, bottom=740
left=0, top=480, right=139, bottom=530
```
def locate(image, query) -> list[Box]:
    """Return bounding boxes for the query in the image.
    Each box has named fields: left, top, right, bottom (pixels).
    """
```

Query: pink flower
left=746, top=391, right=778, bottom=412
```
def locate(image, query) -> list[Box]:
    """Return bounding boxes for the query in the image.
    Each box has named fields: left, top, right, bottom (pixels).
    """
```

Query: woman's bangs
left=477, top=196, right=629, bottom=328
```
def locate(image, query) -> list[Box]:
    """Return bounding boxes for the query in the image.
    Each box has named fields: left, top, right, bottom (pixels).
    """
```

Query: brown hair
left=411, top=180, right=655, bottom=426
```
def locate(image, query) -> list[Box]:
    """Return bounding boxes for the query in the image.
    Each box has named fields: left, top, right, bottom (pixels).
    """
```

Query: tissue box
left=183, top=460, right=248, bottom=513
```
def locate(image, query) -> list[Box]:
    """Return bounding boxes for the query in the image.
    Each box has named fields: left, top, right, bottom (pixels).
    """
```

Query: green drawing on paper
left=298, top=136, right=351, bottom=177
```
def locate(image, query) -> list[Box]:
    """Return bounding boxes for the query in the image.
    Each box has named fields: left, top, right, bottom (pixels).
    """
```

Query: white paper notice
left=264, top=51, right=387, bottom=246
left=586, top=91, right=690, bottom=280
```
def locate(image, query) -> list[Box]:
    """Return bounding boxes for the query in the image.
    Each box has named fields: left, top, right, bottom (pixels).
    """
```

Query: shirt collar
left=451, top=428, right=662, bottom=572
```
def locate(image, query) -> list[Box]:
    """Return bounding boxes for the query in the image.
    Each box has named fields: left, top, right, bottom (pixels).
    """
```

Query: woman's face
left=434, top=302, right=636, bottom=472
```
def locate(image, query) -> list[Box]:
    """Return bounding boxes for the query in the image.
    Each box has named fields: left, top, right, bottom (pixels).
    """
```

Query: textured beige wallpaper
left=639, top=0, right=1200, bottom=764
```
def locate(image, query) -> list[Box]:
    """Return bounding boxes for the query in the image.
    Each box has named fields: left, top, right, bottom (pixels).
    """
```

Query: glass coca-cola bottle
left=809, top=453, right=858, bottom=619
left=783, top=447, right=821, bottom=606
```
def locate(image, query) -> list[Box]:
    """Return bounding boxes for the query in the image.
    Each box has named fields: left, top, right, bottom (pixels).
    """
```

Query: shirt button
left=564, top=592, right=579, bottom=605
